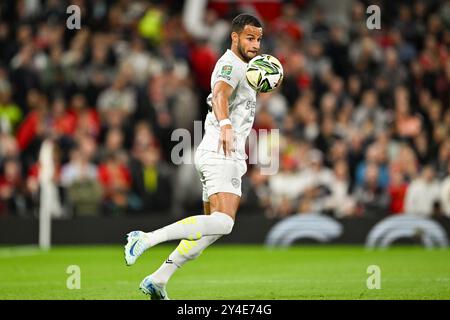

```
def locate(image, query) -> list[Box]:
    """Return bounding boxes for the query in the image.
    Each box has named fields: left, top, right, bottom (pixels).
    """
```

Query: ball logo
left=231, top=178, right=240, bottom=189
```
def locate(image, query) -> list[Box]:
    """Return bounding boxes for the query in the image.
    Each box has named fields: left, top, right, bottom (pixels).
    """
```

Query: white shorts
left=194, top=149, right=247, bottom=202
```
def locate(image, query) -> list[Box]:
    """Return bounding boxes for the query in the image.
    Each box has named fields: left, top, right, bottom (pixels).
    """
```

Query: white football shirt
left=197, top=49, right=257, bottom=160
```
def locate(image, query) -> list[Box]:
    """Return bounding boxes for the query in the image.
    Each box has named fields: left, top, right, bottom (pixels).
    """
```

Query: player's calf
left=124, top=212, right=233, bottom=266
left=144, top=211, right=234, bottom=246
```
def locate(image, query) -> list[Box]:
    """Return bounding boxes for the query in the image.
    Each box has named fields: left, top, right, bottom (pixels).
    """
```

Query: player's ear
left=231, top=31, right=239, bottom=44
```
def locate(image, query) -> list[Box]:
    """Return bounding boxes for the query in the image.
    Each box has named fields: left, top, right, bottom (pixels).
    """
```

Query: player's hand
left=219, top=124, right=235, bottom=156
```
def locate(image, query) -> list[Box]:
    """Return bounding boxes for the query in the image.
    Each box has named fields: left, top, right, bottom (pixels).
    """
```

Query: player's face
left=236, top=25, right=263, bottom=62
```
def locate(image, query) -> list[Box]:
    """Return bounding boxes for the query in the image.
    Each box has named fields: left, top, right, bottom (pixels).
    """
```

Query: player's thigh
left=203, top=202, right=211, bottom=215
left=196, top=150, right=246, bottom=218
left=208, top=192, right=240, bottom=219
left=195, top=150, right=211, bottom=204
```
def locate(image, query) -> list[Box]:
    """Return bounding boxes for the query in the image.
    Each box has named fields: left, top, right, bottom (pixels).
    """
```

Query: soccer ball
left=246, top=54, right=283, bottom=93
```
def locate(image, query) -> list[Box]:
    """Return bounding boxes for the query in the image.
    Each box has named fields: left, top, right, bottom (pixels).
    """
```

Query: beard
left=237, top=41, right=252, bottom=62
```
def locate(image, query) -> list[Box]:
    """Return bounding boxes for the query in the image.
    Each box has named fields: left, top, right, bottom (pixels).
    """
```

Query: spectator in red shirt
left=0, top=157, right=25, bottom=216
left=271, top=3, right=303, bottom=42
left=16, top=90, right=49, bottom=151
left=189, top=40, right=217, bottom=92
left=388, top=169, right=408, bottom=214
left=98, top=151, right=132, bottom=214
left=49, top=97, right=77, bottom=138
left=69, top=94, right=100, bottom=139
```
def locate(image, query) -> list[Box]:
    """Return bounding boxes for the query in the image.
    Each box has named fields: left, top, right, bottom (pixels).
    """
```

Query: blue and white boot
left=140, top=275, right=170, bottom=300
left=124, top=231, right=149, bottom=266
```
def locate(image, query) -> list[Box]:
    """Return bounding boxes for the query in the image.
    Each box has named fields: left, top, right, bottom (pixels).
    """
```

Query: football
left=246, top=54, right=284, bottom=93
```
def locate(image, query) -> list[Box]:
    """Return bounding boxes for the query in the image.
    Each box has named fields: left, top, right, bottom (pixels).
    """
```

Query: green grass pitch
left=1, top=244, right=449, bottom=300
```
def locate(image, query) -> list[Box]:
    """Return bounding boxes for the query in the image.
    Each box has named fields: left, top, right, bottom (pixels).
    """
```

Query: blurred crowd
left=0, top=0, right=449, bottom=220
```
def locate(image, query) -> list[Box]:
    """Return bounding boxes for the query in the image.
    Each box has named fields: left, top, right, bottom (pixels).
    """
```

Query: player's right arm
left=212, top=81, right=235, bottom=157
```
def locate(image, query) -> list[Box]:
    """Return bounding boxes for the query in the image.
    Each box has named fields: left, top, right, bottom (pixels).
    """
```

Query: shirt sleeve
left=212, top=60, right=243, bottom=90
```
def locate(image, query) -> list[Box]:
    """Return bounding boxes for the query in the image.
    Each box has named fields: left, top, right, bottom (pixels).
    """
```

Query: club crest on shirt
left=231, top=178, right=240, bottom=188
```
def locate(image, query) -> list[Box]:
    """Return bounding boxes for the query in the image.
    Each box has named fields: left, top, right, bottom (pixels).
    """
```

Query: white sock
left=144, top=212, right=233, bottom=247
left=151, top=235, right=222, bottom=286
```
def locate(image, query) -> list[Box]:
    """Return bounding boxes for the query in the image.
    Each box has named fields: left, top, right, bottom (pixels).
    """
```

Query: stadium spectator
left=131, top=121, right=160, bottom=156
left=256, top=90, right=288, bottom=127
left=387, top=169, right=408, bottom=214
left=60, top=147, right=102, bottom=217
left=380, top=47, right=408, bottom=90
left=98, top=151, right=132, bottom=215
left=97, top=72, right=137, bottom=129
left=404, top=165, right=441, bottom=216
left=81, top=33, right=114, bottom=106
left=389, top=143, right=419, bottom=181
left=60, top=148, right=97, bottom=188
left=182, top=2, right=229, bottom=55
left=323, top=160, right=356, bottom=218
left=77, top=134, right=99, bottom=164
left=268, top=150, right=303, bottom=218
left=314, top=115, right=340, bottom=155
left=335, top=100, right=356, bottom=141
left=0, top=157, right=26, bottom=216
left=355, top=143, right=390, bottom=189
left=296, top=149, right=335, bottom=212
left=393, top=86, right=422, bottom=139
left=15, top=90, right=49, bottom=152
left=352, top=89, right=387, bottom=136
left=440, top=162, right=450, bottom=218
left=120, top=36, right=156, bottom=86
left=326, top=139, right=349, bottom=168
left=0, top=134, right=20, bottom=161
left=69, top=93, right=100, bottom=139
left=0, top=74, right=22, bottom=134
left=48, top=97, right=77, bottom=143
left=98, top=128, right=127, bottom=163
left=128, top=146, right=172, bottom=213
left=0, top=0, right=448, bottom=220
left=436, top=138, right=450, bottom=179
left=240, top=166, right=271, bottom=217
left=353, top=163, right=390, bottom=218
left=306, top=40, right=331, bottom=78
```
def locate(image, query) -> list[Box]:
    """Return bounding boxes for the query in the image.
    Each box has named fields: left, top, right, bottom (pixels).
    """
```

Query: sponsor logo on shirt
left=218, top=65, right=233, bottom=81
left=246, top=100, right=256, bottom=122
left=221, top=65, right=233, bottom=76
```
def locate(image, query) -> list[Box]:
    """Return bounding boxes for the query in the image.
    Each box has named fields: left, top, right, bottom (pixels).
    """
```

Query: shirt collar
left=227, top=49, right=248, bottom=65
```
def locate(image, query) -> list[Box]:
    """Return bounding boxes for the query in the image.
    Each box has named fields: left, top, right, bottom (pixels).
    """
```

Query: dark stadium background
left=0, top=0, right=449, bottom=245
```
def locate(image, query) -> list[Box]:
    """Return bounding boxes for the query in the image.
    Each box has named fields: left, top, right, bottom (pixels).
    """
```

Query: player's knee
left=212, top=211, right=234, bottom=235
left=223, top=220, right=234, bottom=235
